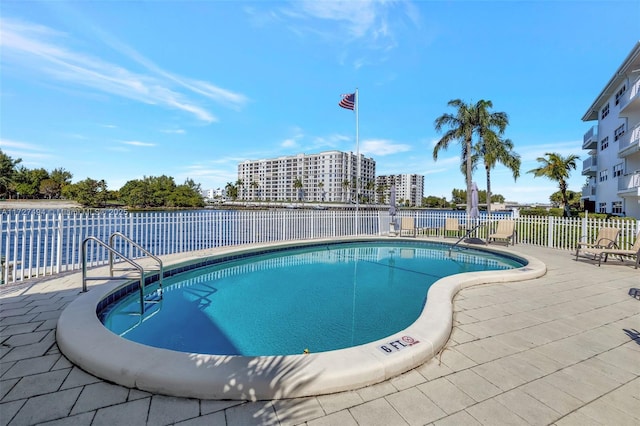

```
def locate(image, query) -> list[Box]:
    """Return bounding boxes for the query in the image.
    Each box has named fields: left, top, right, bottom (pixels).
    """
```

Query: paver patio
left=0, top=243, right=638, bottom=425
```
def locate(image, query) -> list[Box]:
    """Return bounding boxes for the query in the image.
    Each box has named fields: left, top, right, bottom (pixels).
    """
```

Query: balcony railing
left=617, top=171, right=640, bottom=192
left=582, top=125, right=598, bottom=150
left=581, top=156, right=597, bottom=175
left=581, top=185, right=596, bottom=198
left=618, top=122, right=640, bottom=156
left=619, top=76, right=640, bottom=113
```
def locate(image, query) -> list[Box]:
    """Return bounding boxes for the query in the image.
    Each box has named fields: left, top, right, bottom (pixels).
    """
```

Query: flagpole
left=355, top=88, right=360, bottom=234
left=339, top=89, right=360, bottom=234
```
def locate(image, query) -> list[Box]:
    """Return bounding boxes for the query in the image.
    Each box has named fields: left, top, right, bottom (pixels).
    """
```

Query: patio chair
left=443, top=218, right=461, bottom=238
left=487, top=220, right=516, bottom=246
left=575, top=227, right=620, bottom=261
left=399, top=217, right=417, bottom=237
left=588, top=231, right=640, bottom=269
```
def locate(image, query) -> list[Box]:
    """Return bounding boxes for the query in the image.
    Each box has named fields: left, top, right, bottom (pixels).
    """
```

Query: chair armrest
left=595, top=238, right=618, bottom=249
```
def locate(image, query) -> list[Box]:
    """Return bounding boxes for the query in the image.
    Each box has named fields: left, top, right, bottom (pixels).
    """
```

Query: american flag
left=339, top=92, right=355, bottom=110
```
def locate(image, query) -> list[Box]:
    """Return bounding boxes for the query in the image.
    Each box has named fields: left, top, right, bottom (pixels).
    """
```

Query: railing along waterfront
left=1, top=208, right=638, bottom=284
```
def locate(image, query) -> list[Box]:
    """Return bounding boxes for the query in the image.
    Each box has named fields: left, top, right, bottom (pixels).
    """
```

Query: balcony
left=581, top=184, right=596, bottom=199
left=618, top=122, right=640, bottom=158
left=617, top=171, right=640, bottom=197
left=582, top=125, right=598, bottom=150
left=581, top=156, right=598, bottom=176
left=619, top=76, right=640, bottom=116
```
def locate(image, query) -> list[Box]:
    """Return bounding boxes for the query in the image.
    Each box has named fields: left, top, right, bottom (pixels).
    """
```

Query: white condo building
left=376, top=174, right=424, bottom=207
left=237, top=151, right=376, bottom=203
left=581, top=41, right=640, bottom=219
left=201, top=188, right=225, bottom=200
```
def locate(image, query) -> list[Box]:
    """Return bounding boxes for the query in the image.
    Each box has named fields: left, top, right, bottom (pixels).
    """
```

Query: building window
left=601, top=103, right=609, bottom=119
left=612, top=201, right=623, bottom=214
left=598, top=202, right=607, bottom=213
left=614, top=124, right=626, bottom=141
left=600, top=136, right=609, bottom=150
left=613, top=163, right=623, bottom=178
left=615, top=84, right=626, bottom=105
left=599, top=170, right=608, bottom=182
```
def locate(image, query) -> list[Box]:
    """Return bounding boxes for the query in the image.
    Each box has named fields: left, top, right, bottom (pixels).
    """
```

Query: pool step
left=144, top=288, right=163, bottom=304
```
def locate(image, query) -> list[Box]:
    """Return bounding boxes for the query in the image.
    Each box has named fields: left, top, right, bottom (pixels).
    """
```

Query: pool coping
left=56, top=237, right=546, bottom=401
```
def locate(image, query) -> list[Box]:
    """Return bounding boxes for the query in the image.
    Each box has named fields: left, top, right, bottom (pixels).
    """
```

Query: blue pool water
left=100, top=241, right=525, bottom=356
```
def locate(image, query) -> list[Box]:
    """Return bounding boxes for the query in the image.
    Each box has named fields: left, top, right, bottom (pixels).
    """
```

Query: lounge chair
left=575, top=227, right=620, bottom=261
left=587, top=231, right=640, bottom=269
left=487, top=220, right=516, bottom=246
left=399, top=217, right=417, bottom=237
left=443, top=218, right=461, bottom=238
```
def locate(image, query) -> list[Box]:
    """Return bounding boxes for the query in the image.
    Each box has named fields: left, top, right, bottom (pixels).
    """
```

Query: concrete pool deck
left=1, top=241, right=639, bottom=425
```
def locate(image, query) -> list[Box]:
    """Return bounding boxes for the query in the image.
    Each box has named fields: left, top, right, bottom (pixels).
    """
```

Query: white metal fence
left=1, top=209, right=638, bottom=284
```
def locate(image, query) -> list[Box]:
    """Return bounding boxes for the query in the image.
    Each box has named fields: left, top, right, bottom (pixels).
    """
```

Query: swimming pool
left=57, top=237, right=546, bottom=400
left=100, top=241, right=524, bottom=356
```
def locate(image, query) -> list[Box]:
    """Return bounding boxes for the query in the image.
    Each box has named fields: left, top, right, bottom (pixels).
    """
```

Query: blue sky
left=1, top=1, right=639, bottom=204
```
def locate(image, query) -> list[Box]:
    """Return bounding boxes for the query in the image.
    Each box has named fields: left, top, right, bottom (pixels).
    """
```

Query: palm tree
left=376, top=183, right=387, bottom=205
left=342, top=179, right=351, bottom=203
left=235, top=179, right=244, bottom=201
left=435, top=99, right=514, bottom=215
left=250, top=180, right=259, bottom=201
left=528, top=152, right=580, bottom=217
left=293, top=177, right=304, bottom=201
left=225, top=182, right=237, bottom=200
left=364, top=180, right=375, bottom=204
left=472, top=100, right=515, bottom=216
left=433, top=99, right=478, bottom=214
left=317, top=181, right=324, bottom=202
left=473, top=134, right=520, bottom=216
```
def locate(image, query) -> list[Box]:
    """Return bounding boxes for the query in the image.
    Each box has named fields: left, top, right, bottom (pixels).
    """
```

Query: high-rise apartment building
left=237, top=151, right=376, bottom=203
left=581, top=42, right=640, bottom=218
left=376, top=174, right=424, bottom=207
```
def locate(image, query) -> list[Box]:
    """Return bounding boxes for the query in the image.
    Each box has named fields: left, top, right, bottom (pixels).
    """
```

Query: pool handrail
left=449, top=221, right=489, bottom=254
left=82, top=236, right=146, bottom=313
left=108, top=231, right=164, bottom=292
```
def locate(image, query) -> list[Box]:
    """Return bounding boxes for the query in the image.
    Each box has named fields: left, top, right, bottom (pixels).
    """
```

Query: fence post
left=547, top=216, right=554, bottom=248
left=581, top=214, right=587, bottom=243
left=56, top=212, right=63, bottom=274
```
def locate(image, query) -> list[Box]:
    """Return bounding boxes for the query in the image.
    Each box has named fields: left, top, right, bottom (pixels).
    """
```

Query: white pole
left=355, top=88, right=360, bottom=234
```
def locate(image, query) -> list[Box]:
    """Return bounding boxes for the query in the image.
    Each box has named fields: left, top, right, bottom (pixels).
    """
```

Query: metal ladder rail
left=448, top=221, right=489, bottom=255
left=82, top=236, right=146, bottom=314
left=108, top=231, right=164, bottom=295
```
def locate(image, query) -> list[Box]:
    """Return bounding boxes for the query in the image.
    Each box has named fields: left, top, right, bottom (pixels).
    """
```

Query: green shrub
left=519, top=208, right=549, bottom=216
left=548, top=208, right=564, bottom=217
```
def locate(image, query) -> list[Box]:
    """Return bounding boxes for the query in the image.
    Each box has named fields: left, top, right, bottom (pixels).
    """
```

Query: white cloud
left=161, top=129, right=186, bottom=135
left=360, top=139, right=412, bottom=156
left=0, top=139, right=44, bottom=151
left=121, top=140, right=155, bottom=147
left=266, top=0, right=417, bottom=58
left=0, top=17, right=249, bottom=123
left=295, top=1, right=379, bottom=37
left=0, top=138, right=53, bottom=166
left=312, top=133, right=351, bottom=149
left=292, top=1, right=394, bottom=43
left=281, top=138, right=298, bottom=148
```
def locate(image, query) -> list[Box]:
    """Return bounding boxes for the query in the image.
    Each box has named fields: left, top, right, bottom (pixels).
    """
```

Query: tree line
left=0, top=149, right=204, bottom=208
